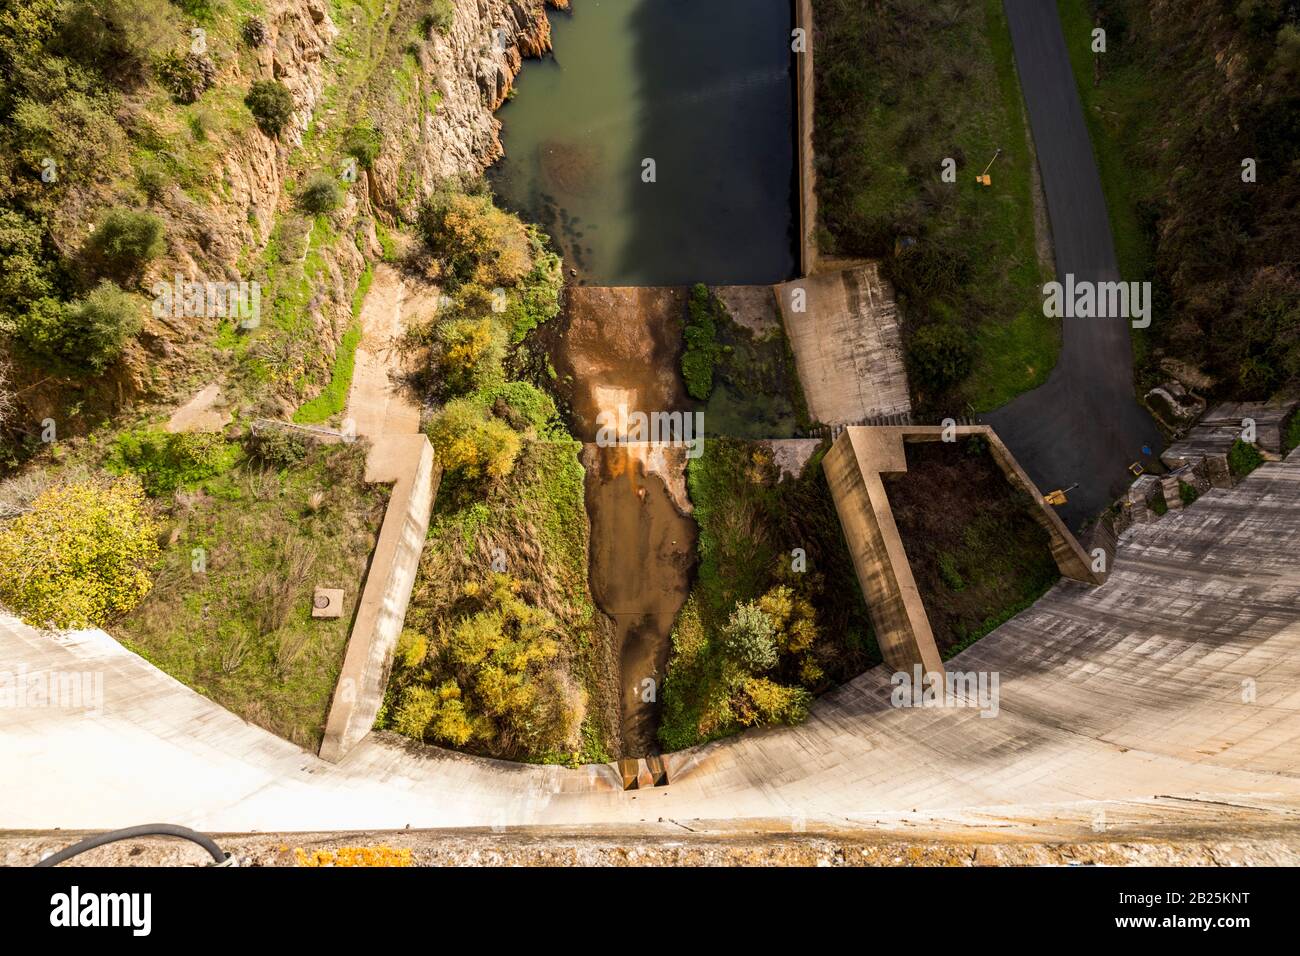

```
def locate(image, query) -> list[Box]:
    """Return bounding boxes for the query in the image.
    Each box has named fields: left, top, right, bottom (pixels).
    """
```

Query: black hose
left=36, top=824, right=229, bottom=867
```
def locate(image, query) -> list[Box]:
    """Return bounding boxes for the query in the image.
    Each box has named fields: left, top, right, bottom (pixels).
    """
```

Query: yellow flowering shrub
left=0, top=476, right=159, bottom=629
left=294, top=845, right=413, bottom=867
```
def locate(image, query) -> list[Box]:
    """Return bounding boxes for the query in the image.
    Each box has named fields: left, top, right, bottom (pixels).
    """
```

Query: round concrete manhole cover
left=314, top=594, right=330, bottom=610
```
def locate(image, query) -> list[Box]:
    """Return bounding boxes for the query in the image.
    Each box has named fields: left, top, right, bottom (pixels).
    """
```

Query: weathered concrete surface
left=822, top=428, right=945, bottom=675
left=343, top=264, right=422, bottom=438
left=4, top=452, right=1300, bottom=834
left=319, top=435, right=438, bottom=762
left=319, top=267, right=437, bottom=763
left=776, top=265, right=911, bottom=426
left=1164, top=401, right=1297, bottom=468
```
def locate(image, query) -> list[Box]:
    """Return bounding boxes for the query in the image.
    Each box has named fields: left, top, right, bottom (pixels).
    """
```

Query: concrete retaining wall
left=794, top=0, right=817, bottom=276
left=319, top=435, right=439, bottom=762
left=823, top=425, right=1100, bottom=674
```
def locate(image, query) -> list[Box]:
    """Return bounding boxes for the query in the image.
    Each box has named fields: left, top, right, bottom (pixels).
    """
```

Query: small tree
left=85, top=208, right=165, bottom=284
left=0, top=476, right=160, bottom=629
left=18, top=282, right=144, bottom=371
left=245, top=79, right=295, bottom=136
left=298, top=171, right=344, bottom=215
left=436, top=317, right=505, bottom=395
left=428, top=398, right=521, bottom=481
left=722, top=601, right=779, bottom=673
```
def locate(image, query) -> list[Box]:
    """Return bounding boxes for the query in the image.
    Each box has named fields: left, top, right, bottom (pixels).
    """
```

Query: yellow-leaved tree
left=0, top=476, right=159, bottom=629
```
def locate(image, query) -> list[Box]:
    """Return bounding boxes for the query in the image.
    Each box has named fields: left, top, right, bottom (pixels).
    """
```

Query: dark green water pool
left=488, top=0, right=797, bottom=286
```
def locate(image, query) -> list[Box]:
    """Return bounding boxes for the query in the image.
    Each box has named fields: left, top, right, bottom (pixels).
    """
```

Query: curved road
left=986, top=0, right=1162, bottom=528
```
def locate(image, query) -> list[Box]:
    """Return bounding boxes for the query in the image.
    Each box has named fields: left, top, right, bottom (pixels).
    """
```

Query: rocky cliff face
left=16, top=0, right=566, bottom=426
left=369, top=0, right=568, bottom=220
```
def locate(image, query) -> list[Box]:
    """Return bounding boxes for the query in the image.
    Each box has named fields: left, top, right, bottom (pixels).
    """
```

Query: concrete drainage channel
left=618, top=755, right=671, bottom=791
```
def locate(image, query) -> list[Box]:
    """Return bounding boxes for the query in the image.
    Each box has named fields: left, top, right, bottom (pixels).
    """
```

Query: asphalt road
left=985, top=0, right=1162, bottom=529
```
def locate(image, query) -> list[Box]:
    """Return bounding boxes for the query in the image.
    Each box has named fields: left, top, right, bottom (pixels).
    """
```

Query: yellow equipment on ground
left=1044, top=482, right=1079, bottom=506
left=976, top=148, right=1002, bottom=186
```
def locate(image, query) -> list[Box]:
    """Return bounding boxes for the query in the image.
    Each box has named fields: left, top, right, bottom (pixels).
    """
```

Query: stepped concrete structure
left=3, top=451, right=1299, bottom=842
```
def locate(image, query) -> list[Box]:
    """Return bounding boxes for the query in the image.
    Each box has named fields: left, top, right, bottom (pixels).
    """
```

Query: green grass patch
left=882, top=438, right=1060, bottom=657
left=813, top=0, right=1058, bottom=412
left=659, top=439, right=877, bottom=751
left=117, top=443, right=389, bottom=750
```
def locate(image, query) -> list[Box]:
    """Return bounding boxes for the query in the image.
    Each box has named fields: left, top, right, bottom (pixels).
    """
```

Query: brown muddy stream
left=583, top=445, right=695, bottom=755
left=549, top=288, right=698, bottom=756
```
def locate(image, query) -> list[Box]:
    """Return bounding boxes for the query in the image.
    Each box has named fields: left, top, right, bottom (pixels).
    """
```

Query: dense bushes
left=245, top=79, right=295, bottom=136
left=0, top=476, right=159, bottom=629
left=659, top=440, right=876, bottom=750
left=428, top=398, right=521, bottom=482
left=908, top=322, right=973, bottom=399
left=419, top=189, right=532, bottom=288
left=1075, top=0, right=1300, bottom=399
left=84, top=208, right=165, bottom=284
left=109, top=429, right=241, bottom=495
left=17, top=281, right=144, bottom=371
left=682, top=284, right=723, bottom=401
left=386, top=575, right=584, bottom=758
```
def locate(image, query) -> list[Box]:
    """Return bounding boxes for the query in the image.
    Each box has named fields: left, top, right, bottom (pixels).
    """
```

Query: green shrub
left=428, top=398, right=521, bottom=481
left=156, top=51, right=216, bottom=104
left=110, top=429, right=241, bottom=495
left=476, top=381, right=563, bottom=437
left=84, top=208, right=165, bottom=284
left=1151, top=494, right=1169, bottom=516
left=908, top=322, right=973, bottom=396
left=682, top=284, right=722, bottom=400
left=244, top=427, right=310, bottom=468
left=17, top=282, right=144, bottom=371
left=0, top=476, right=160, bottom=629
left=425, top=0, right=455, bottom=36
left=245, top=80, right=295, bottom=136
left=1178, top=480, right=1200, bottom=506
left=298, top=171, right=344, bottom=215
left=1228, top=438, right=1265, bottom=477
left=343, top=124, right=383, bottom=170
left=722, top=601, right=778, bottom=673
